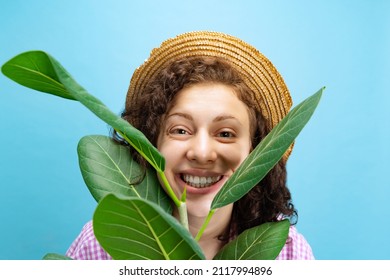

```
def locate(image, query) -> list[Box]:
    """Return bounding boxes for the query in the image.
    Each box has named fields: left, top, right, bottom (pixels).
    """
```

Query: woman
left=67, top=31, right=314, bottom=260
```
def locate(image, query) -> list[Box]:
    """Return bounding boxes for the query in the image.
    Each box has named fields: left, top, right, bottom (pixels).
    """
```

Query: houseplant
left=2, top=51, right=323, bottom=260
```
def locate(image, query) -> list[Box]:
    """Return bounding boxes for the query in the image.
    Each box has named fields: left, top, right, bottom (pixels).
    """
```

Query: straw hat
left=127, top=31, right=293, bottom=158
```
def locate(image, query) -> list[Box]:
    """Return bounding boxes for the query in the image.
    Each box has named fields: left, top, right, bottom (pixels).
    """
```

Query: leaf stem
left=177, top=203, right=189, bottom=230
left=159, top=171, right=190, bottom=230
left=195, top=209, right=215, bottom=241
left=157, top=171, right=181, bottom=207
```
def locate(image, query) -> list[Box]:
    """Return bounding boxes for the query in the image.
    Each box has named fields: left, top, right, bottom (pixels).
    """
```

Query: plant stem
left=195, top=209, right=215, bottom=241
left=177, top=203, right=189, bottom=230
left=158, top=171, right=181, bottom=207
left=159, top=171, right=189, bottom=230
left=158, top=173, right=190, bottom=231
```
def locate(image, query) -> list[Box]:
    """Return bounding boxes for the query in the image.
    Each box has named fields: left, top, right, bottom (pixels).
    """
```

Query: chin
left=185, top=200, right=214, bottom=218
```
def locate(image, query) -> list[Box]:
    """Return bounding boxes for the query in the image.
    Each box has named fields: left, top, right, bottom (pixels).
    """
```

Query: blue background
left=1, top=0, right=389, bottom=260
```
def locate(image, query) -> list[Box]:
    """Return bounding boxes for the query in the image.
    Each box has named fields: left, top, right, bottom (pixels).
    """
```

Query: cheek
left=158, top=140, right=180, bottom=160
left=157, top=140, right=188, bottom=172
left=224, top=143, right=251, bottom=170
left=157, top=133, right=171, bottom=160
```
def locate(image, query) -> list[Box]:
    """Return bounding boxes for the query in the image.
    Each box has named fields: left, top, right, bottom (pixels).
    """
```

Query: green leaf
left=42, top=253, right=73, bottom=260
left=211, top=87, right=324, bottom=209
left=213, top=220, right=290, bottom=260
left=78, top=135, right=171, bottom=213
left=1, top=51, right=165, bottom=172
left=93, top=194, right=205, bottom=260
left=1, top=51, right=74, bottom=100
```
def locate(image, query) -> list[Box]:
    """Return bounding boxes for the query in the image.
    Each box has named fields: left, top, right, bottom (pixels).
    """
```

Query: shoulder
left=66, top=221, right=112, bottom=260
left=276, top=225, right=315, bottom=260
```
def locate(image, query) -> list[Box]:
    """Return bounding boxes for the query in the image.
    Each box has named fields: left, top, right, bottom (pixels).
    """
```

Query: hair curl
left=113, top=56, right=297, bottom=238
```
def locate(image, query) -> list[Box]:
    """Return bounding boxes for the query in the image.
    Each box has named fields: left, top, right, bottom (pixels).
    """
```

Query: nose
left=186, top=131, right=217, bottom=164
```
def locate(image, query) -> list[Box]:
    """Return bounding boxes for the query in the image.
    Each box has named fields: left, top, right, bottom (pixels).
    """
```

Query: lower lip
left=175, top=174, right=226, bottom=195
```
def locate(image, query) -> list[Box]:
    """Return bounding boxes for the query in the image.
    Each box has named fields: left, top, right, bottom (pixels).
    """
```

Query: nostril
left=186, top=151, right=217, bottom=163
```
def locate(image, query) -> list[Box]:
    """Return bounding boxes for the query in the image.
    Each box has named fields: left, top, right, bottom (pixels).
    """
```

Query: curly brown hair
left=114, top=56, right=297, bottom=238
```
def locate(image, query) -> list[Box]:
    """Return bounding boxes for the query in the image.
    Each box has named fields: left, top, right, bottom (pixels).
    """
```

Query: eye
left=217, top=130, right=236, bottom=138
left=170, top=128, right=190, bottom=135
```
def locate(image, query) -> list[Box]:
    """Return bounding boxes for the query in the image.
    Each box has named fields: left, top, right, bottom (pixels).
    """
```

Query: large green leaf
left=213, top=220, right=290, bottom=260
left=1, top=51, right=164, bottom=172
left=78, top=135, right=171, bottom=213
left=1, top=51, right=74, bottom=100
left=211, top=87, right=324, bottom=210
left=93, top=194, right=205, bottom=260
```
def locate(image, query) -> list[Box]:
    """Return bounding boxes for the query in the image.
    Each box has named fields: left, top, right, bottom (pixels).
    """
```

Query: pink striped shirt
left=66, top=221, right=314, bottom=260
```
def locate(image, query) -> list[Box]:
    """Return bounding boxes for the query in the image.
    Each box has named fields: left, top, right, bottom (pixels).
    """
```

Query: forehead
left=166, top=83, right=251, bottom=124
left=169, top=82, right=243, bottom=109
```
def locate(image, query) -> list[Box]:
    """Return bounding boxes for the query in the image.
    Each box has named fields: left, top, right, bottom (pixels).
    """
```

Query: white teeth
left=182, top=174, right=222, bottom=188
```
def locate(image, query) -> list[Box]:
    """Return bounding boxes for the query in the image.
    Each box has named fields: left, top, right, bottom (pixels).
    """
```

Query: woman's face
left=157, top=83, right=252, bottom=218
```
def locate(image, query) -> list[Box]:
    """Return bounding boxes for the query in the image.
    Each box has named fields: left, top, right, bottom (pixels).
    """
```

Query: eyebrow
left=166, top=112, right=242, bottom=124
left=213, top=115, right=241, bottom=124
left=166, top=112, right=193, bottom=121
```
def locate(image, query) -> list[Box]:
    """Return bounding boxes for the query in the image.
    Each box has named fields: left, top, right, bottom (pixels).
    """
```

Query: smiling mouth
left=181, top=174, right=223, bottom=188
